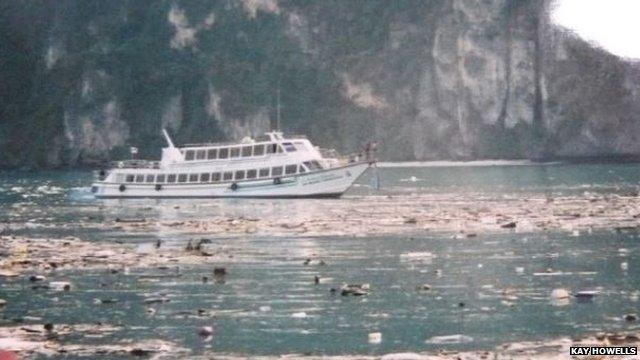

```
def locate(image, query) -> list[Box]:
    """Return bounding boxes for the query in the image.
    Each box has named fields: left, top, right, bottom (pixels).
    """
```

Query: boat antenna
left=162, top=128, right=175, bottom=148
left=276, top=87, right=281, bottom=131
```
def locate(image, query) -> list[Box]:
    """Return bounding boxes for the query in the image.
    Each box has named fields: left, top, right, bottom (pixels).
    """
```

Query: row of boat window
left=121, top=161, right=323, bottom=184
left=182, top=142, right=301, bottom=161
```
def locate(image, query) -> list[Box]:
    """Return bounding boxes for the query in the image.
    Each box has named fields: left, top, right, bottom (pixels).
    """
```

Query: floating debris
left=425, top=334, right=474, bottom=344
left=291, top=312, right=307, bottom=318
left=625, top=314, right=637, bottom=322
left=501, top=221, right=517, bottom=229
left=0, top=270, right=18, bottom=277
left=417, top=284, right=431, bottom=291
left=130, top=348, right=151, bottom=357
left=28, top=275, right=46, bottom=282
left=340, top=283, right=370, bottom=296
left=114, top=217, right=145, bottom=223
left=502, top=289, right=518, bottom=301
left=143, top=297, right=170, bottom=304
left=303, top=258, right=325, bottom=266
left=49, top=281, right=71, bottom=292
left=213, top=267, right=227, bottom=276
left=574, top=290, right=598, bottom=301
left=368, top=332, right=382, bottom=344
left=0, top=299, right=6, bottom=307
left=94, top=298, right=119, bottom=305
left=551, top=288, right=570, bottom=299
left=197, top=326, right=214, bottom=337
left=400, top=252, right=434, bottom=262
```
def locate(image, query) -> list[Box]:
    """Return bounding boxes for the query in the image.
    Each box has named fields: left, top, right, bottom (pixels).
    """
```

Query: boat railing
left=289, top=134, right=309, bottom=140
left=318, top=148, right=376, bottom=166
left=319, top=148, right=341, bottom=159
left=110, top=160, right=160, bottom=169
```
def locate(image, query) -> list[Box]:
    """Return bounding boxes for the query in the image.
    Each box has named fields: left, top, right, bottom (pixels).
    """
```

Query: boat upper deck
left=174, top=132, right=305, bottom=159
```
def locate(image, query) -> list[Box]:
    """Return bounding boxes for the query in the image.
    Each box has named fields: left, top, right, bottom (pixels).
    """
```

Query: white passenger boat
left=91, top=129, right=375, bottom=198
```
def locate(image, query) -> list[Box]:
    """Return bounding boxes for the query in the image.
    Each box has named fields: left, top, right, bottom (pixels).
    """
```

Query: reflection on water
left=0, top=162, right=640, bottom=356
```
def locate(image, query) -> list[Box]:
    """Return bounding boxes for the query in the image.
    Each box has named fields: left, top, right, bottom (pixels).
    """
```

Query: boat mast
left=276, top=87, right=281, bottom=131
left=162, top=128, right=176, bottom=148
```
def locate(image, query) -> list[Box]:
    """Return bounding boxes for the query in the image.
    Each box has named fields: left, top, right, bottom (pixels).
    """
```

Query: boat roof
left=179, top=132, right=308, bottom=149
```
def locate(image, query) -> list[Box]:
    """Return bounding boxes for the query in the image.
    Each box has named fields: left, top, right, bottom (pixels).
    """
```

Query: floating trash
left=400, top=252, right=434, bottom=262
left=49, top=281, right=71, bottom=292
left=303, top=258, right=326, bottom=266
left=143, top=297, right=170, bottom=304
left=291, top=312, right=307, bottom=318
left=94, top=298, right=118, bottom=305
left=500, top=221, right=517, bottom=229
left=502, top=289, right=518, bottom=301
left=574, top=290, right=598, bottom=301
left=341, top=284, right=370, bottom=296
left=551, top=288, right=570, bottom=299
left=425, top=334, right=473, bottom=344
left=197, top=326, right=214, bottom=337
left=368, top=332, right=382, bottom=344
left=130, top=348, right=151, bottom=357
left=28, top=275, right=46, bottom=282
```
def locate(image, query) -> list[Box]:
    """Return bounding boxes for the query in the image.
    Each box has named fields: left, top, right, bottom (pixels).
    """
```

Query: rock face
left=1, top=0, right=640, bottom=168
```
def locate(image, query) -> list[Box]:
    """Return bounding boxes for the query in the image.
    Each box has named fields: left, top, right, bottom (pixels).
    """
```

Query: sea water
left=0, top=162, right=639, bottom=357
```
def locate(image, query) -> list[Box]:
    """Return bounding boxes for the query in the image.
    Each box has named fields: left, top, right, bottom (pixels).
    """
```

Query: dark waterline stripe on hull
left=94, top=193, right=343, bottom=199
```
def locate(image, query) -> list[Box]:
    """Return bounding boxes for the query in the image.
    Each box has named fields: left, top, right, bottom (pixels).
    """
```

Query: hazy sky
left=551, top=0, right=640, bottom=59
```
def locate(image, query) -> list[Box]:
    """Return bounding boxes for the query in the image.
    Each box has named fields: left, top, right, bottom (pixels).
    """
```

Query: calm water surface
left=1, top=162, right=639, bottom=357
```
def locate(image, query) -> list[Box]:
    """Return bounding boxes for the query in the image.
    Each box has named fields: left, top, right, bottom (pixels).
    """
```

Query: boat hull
left=92, top=162, right=370, bottom=199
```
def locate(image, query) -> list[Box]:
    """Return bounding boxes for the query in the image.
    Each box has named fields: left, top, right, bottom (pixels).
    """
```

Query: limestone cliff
left=1, top=0, right=639, bottom=168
